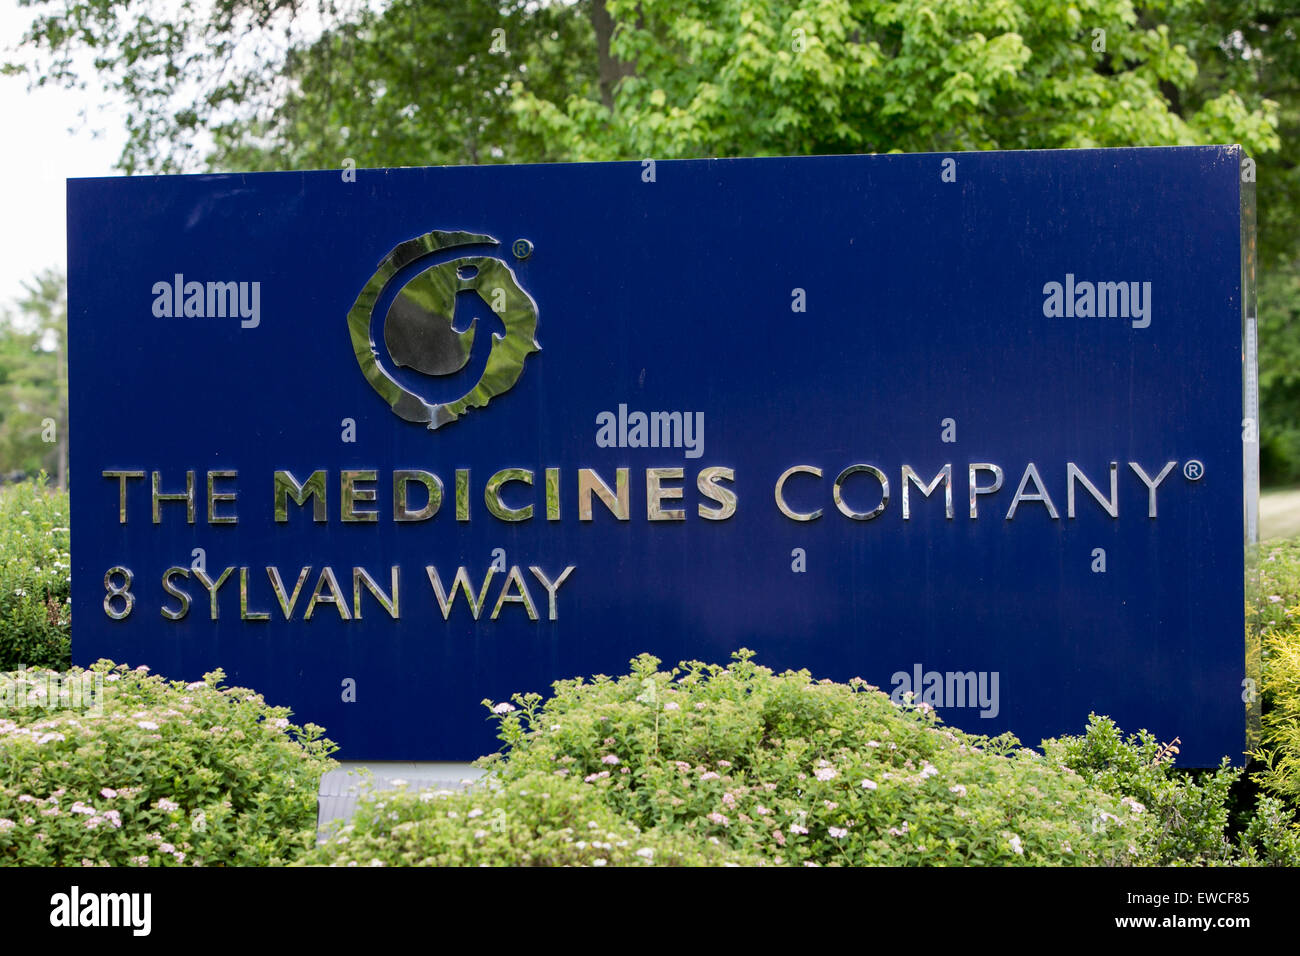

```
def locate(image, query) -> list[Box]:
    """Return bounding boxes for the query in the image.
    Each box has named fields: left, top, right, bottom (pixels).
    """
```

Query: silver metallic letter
left=546, top=467, right=561, bottom=520
left=697, top=467, right=737, bottom=520
left=647, top=467, right=685, bottom=521
left=775, top=465, right=823, bottom=521
left=394, top=470, right=443, bottom=522
left=529, top=565, right=576, bottom=620
left=341, top=470, right=379, bottom=522
left=353, top=566, right=400, bottom=619
left=305, top=567, right=351, bottom=620
left=968, top=464, right=1004, bottom=519
left=1128, top=460, right=1177, bottom=518
left=578, top=468, right=629, bottom=520
left=491, top=566, right=538, bottom=620
left=206, top=470, right=238, bottom=525
left=103, top=470, right=144, bottom=523
left=267, top=566, right=312, bottom=620
left=427, top=566, right=495, bottom=620
left=161, top=568, right=191, bottom=621
left=240, top=567, right=270, bottom=620
left=901, top=464, right=952, bottom=519
left=1005, top=463, right=1060, bottom=520
left=485, top=469, right=535, bottom=521
left=1067, top=462, right=1118, bottom=518
left=193, top=566, right=235, bottom=620
left=833, top=465, right=889, bottom=521
left=274, top=470, right=327, bottom=523
left=152, top=470, right=196, bottom=524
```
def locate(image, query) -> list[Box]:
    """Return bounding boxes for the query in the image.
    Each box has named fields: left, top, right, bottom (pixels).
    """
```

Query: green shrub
left=306, top=773, right=762, bottom=867
left=1044, top=714, right=1300, bottom=866
left=1236, top=794, right=1300, bottom=865
left=1252, top=614, right=1300, bottom=806
left=1250, top=542, right=1300, bottom=812
left=0, top=477, right=70, bottom=670
left=1254, top=540, right=1300, bottom=631
left=0, top=660, right=336, bottom=866
left=1043, top=714, right=1239, bottom=865
left=310, top=651, right=1153, bottom=866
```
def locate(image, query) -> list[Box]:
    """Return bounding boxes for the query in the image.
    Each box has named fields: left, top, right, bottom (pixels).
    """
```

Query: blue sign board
left=68, top=146, right=1255, bottom=763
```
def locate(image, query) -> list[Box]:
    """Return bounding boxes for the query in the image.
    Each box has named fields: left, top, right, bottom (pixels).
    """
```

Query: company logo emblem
left=348, top=230, right=539, bottom=429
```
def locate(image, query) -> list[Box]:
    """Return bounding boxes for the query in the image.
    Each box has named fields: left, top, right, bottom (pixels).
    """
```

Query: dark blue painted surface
left=67, top=147, right=1248, bottom=764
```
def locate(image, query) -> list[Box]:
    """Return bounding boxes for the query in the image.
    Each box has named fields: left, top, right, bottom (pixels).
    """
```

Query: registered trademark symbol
left=1183, top=460, right=1204, bottom=481
left=512, top=238, right=533, bottom=260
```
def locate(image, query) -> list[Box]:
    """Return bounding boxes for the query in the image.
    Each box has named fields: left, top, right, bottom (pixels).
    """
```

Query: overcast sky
left=0, top=0, right=125, bottom=315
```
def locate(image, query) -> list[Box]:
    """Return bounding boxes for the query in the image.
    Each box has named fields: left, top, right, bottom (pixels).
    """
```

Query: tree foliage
left=6, top=0, right=602, bottom=173
left=8, top=0, right=1281, bottom=168
left=513, top=0, right=1278, bottom=161
left=0, top=270, right=66, bottom=486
